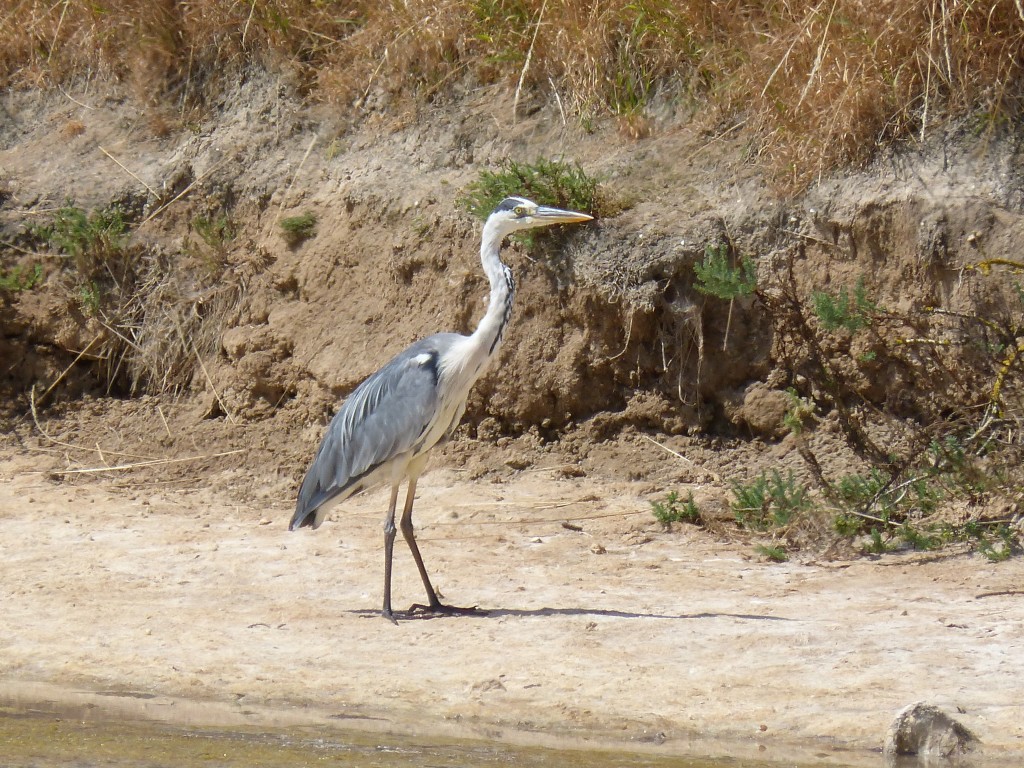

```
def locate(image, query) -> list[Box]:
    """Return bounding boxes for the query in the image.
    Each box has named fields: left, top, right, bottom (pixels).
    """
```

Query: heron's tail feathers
left=289, top=506, right=317, bottom=531
left=289, top=492, right=329, bottom=530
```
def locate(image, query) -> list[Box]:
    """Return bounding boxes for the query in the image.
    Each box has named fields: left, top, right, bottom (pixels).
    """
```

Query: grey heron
left=289, top=196, right=593, bottom=622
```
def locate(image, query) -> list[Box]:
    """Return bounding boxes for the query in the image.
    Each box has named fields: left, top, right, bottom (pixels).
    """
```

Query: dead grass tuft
left=739, top=0, right=1024, bottom=189
left=1, top=1, right=1023, bottom=185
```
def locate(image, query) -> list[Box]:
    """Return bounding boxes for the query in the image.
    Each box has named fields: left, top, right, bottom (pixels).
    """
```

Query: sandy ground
left=1, top=447, right=1022, bottom=766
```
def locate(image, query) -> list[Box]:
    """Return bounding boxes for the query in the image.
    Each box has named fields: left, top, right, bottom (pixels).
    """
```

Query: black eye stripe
left=495, top=197, right=521, bottom=212
left=494, top=196, right=532, bottom=215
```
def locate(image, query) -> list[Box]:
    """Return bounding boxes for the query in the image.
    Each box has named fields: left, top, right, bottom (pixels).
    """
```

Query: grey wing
left=290, top=335, right=457, bottom=530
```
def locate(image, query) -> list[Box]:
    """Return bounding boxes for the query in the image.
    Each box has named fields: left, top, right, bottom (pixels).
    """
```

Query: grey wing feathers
left=290, top=335, right=456, bottom=529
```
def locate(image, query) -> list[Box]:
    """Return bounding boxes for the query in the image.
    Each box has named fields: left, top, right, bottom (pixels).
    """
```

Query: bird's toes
left=407, top=602, right=485, bottom=618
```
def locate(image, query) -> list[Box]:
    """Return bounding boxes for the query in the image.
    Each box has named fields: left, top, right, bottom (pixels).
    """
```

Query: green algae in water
left=0, top=709, right=857, bottom=768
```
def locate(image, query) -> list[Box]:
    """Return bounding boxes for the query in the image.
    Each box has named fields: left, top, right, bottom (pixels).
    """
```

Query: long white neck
left=468, top=218, right=516, bottom=364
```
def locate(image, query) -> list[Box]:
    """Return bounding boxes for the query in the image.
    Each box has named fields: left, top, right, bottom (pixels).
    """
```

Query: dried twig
left=34, top=334, right=102, bottom=406
left=780, top=228, right=835, bottom=247
left=604, top=310, right=634, bottom=362
left=513, top=0, right=547, bottom=124
left=642, top=434, right=722, bottom=483
left=49, top=0, right=71, bottom=62
left=684, top=120, right=746, bottom=164
left=548, top=76, right=566, bottom=126
left=191, top=338, right=236, bottom=425
left=241, top=0, right=258, bottom=47
left=29, top=386, right=155, bottom=461
left=976, top=589, right=1024, bottom=599
left=56, top=84, right=97, bottom=111
left=99, top=146, right=158, bottom=197
left=797, top=0, right=839, bottom=108
left=141, top=157, right=231, bottom=225
left=761, top=0, right=826, bottom=98
left=450, top=499, right=593, bottom=511
left=157, top=405, right=173, bottom=439
left=263, top=133, right=318, bottom=246
left=521, top=463, right=581, bottom=474
left=0, top=239, right=51, bottom=258
left=44, top=449, right=246, bottom=475
left=921, top=0, right=937, bottom=141
left=361, top=18, right=422, bottom=102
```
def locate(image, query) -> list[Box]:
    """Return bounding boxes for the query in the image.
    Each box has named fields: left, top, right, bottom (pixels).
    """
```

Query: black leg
left=381, top=485, right=400, bottom=625
left=399, top=479, right=484, bottom=618
left=398, top=477, right=441, bottom=608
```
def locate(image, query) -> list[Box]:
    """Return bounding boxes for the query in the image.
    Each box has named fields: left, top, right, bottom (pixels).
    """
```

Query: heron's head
left=488, top=196, right=593, bottom=236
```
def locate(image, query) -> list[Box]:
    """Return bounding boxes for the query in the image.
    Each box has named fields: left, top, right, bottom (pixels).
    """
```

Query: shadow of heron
left=351, top=606, right=795, bottom=622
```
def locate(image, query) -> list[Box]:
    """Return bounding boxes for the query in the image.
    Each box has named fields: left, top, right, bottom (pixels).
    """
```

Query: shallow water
left=0, top=709, right=852, bottom=768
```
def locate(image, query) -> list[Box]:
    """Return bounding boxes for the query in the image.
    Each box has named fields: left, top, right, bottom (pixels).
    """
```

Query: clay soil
left=2, top=74, right=1024, bottom=764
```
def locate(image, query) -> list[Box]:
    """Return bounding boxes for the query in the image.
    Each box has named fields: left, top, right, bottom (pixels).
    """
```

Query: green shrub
left=459, top=157, right=600, bottom=221
left=732, top=470, right=810, bottom=530
left=78, top=280, right=101, bottom=316
left=41, top=204, right=128, bottom=277
left=782, top=387, right=815, bottom=435
left=812, top=277, right=877, bottom=333
left=650, top=490, right=700, bottom=530
left=193, top=213, right=236, bottom=250
left=0, top=263, right=43, bottom=292
left=755, top=544, right=789, bottom=562
left=34, top=202, right=135, bottom=316
left=280, top=212, right=317, bottom=245
left=693, top=244, right=756, bottom=300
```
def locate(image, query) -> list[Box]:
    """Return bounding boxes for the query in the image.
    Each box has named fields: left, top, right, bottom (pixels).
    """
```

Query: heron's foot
left=406, top=601, right=486, bottom=618
left=381, top=607, right=400, bottom=625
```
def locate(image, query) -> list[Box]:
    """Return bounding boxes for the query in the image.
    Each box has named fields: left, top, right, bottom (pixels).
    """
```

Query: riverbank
left=2, top=448, right=1021, bottom=765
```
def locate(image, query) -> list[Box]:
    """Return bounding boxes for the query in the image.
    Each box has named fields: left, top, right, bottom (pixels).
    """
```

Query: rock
left=883, top=702, right=978, bottom=762
left=723, top=382, right=792, bottom=438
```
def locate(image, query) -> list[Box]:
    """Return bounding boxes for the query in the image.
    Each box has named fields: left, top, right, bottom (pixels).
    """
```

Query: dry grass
left=1, top=1, right=1023, bottom=186
left=740, top=1, right=1024, bottom=187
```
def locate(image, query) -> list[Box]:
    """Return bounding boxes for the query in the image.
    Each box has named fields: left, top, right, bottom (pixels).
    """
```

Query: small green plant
left=280, top=212, right=318, bottom=245
left=834, top=468, right=942, bottom=528
left=40, top=203, right=128, bottom=276
left=693, top=244, right=757, bottom=300
left=77, top=280, right=101, bottom=316
left=782, top=387, right=815, bottom=435
left=650, top=490, right=700, bottom=530
left=928, top=520, right=1020, bottom=560
left=732, top=470, right=810, bottom=530
left=459, top=157, right=600, bottom=221
left=896, top=521, right=943, bottom=551
left=471, top=0, right=533, bottom=66
left=834, top=512, right=867, bottom=538
left=864, top=527, right=891, bottom=555
left=926, top=434, right=991, bottom=496
left=0, top=263, right=43, bottom=292
left=608, top=15, right=656, bottom=117
left=732, top=474, right=769, bottom=524
left=977, top=525, right=1017, bottom=562
left=830, top=462, right=1019, bottom=558
left=755, top=543, right=789, bottom=562
left=192, top=213, right=236, bottom=250
left=34, top=203, right=135, bottom=324
left=604, top=1, right=695, bottom=117
left=812, top=277, right=877, bottom=333
left=834, top=469, right=888, bottom=510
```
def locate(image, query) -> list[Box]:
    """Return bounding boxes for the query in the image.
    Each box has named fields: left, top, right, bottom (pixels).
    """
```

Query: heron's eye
left=513, top=205, right=526, bottom=217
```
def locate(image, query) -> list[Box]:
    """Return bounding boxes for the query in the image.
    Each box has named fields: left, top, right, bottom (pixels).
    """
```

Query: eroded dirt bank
left=2, top=67, right=1024, bottom=766
left=1, top=445, right=1021, bottom=765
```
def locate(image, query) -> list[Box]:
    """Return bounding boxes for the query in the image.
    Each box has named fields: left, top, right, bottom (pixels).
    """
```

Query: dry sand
left=1, top=447, right=1022, bottom=765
